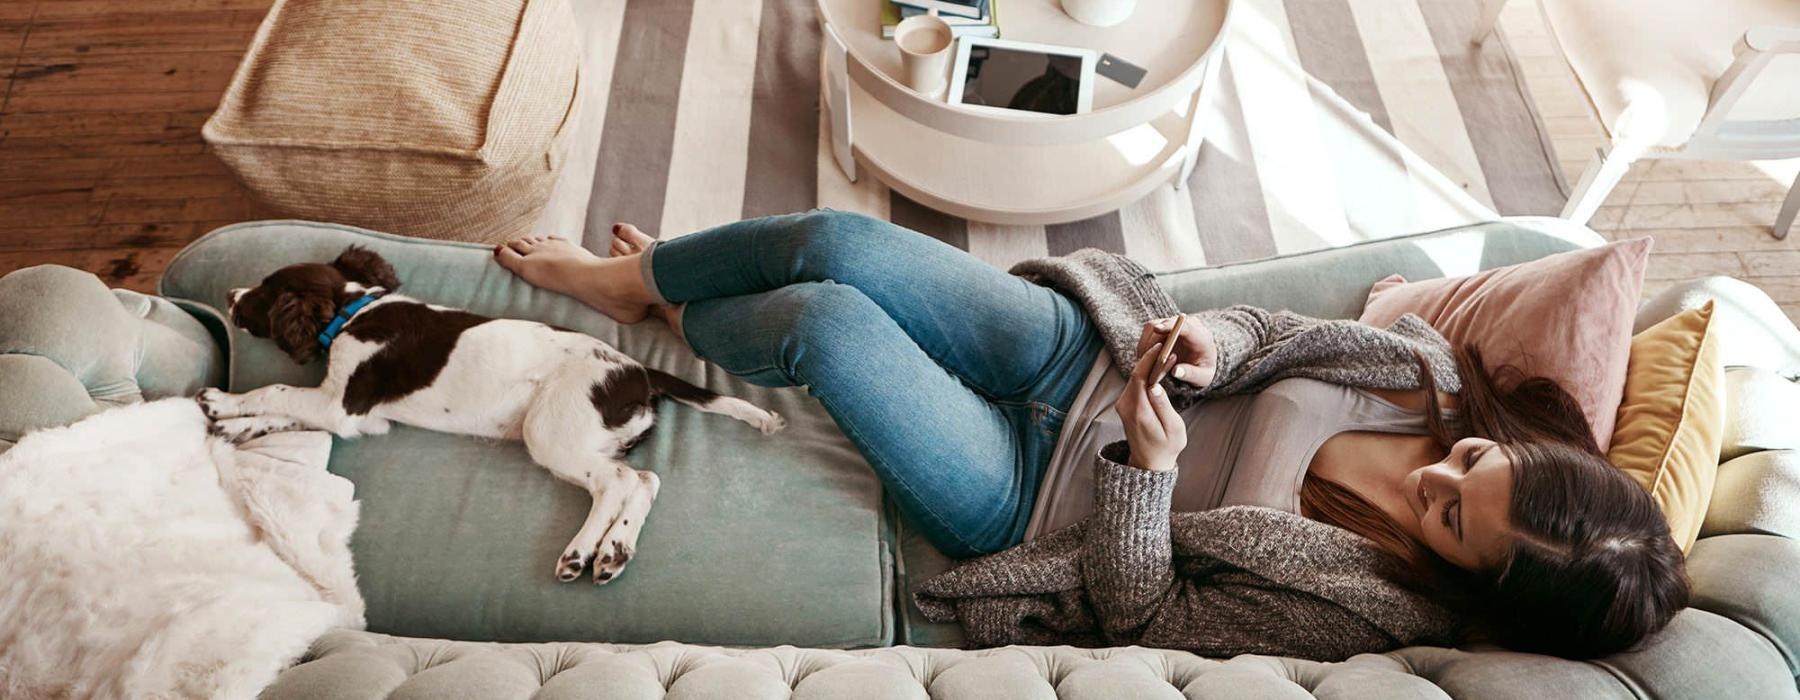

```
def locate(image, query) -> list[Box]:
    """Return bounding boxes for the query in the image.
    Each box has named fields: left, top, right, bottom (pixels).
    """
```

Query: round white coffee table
left=818, top=0, right=1232, bottom=224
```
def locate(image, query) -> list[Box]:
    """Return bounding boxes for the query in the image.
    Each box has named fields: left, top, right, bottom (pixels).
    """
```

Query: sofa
left=1, top=217, right=1797, bottom=699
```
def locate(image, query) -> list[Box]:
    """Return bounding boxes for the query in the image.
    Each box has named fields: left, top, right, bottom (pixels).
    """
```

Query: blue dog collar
left=318, top=292, right=384, bottom=350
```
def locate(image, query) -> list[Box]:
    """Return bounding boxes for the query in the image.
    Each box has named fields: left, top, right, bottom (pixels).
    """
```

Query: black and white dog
left=198, top=245, right=784, bottom=584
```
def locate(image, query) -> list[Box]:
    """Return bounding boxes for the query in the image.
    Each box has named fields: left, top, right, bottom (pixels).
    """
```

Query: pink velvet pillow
left=1358, top=238, right=1651, bottom=451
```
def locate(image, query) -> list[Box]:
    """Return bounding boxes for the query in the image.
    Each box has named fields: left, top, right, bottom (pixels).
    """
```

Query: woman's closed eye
left=1462, top=444, right=1487, bottom=469
left=1434, top=445, right=1483, bottom=540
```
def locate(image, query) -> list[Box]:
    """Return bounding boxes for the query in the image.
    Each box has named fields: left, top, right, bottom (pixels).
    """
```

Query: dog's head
left=226, top=246, right=400, bottom=365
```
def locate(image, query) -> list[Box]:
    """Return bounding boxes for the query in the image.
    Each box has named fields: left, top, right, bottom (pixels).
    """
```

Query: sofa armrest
left=1685, top=533, right=1800, bottom=676
left=0, top=265, right=226, bottom=451
left=1703, top=449, right=1799, bottom=540
left=1636, top=276, right=1800, bottom=374
left=1642, top=275, right=1800, bottom=677
left=1704, top=367, right=1800, bottom=539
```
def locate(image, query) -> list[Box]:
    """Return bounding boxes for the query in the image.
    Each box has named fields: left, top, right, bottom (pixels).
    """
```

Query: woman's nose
left=1420, top=463, right=1461, bottom=501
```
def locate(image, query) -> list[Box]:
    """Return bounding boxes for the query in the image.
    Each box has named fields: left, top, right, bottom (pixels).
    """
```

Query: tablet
left=948, top=37, right=1097, bottom=116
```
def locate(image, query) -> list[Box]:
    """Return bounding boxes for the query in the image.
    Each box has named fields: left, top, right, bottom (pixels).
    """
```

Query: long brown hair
left=1299, top=345, right=1688, bottom=659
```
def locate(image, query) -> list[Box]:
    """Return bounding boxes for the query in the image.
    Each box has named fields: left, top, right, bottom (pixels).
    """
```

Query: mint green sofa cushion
left=159, top=221, right=893, bottom=647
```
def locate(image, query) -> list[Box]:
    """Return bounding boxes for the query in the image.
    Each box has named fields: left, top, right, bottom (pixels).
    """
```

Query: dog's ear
left=331, top=245, right=400, bottom=292
left=270, top=290, right=334, bottom=365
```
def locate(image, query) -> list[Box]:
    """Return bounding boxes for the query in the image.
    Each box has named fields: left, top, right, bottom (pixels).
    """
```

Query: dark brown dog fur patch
left=341, top=301, right=494, bottom=415
left=590, top=367, right=723, bottom=453
left=590, top=366, right=655, bottom=429
left=643, top=368, right=719, bottom=405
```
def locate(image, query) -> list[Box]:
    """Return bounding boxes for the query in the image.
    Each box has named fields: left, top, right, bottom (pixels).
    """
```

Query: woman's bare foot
left=608, top=223, right=656, bottom=258
left=602, top=224, right=690, bottom=342
left=492, top=234, right=653, bottom=324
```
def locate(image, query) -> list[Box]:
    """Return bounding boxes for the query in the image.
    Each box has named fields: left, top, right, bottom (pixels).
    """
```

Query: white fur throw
left=0, top=398, right=363, bottom=698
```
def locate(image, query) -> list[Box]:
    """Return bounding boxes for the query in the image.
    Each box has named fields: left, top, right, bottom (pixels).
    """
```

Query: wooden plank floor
left=0, top=0, right=275, bottom=292
left=1, top=0, right=1795, bottom=324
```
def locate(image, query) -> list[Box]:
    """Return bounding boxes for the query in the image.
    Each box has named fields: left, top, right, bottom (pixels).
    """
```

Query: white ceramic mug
left=1061, top=0, right=1137, bottom=27
left=894, top=12, right=954, bottom=99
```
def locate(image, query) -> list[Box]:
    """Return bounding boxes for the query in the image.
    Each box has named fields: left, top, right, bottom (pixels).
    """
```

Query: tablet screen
left=958, top=46, right=1084, bottom=115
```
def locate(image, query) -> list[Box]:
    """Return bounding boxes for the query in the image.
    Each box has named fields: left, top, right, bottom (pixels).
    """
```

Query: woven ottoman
left=203, top=0, right=582, bottom=244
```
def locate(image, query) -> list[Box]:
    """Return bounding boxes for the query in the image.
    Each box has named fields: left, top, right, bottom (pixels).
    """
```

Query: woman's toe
left=507, top=238, right=535, bottom=255
left=494, top=244, right=525, bottom=270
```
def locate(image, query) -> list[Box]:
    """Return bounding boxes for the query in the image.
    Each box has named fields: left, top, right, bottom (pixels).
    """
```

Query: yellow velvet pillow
left=1606, top=302, right=1725, bottom=552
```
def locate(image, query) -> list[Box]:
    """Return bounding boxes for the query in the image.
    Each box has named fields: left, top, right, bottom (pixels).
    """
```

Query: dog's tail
left=644, top=368, right=786, bottom=435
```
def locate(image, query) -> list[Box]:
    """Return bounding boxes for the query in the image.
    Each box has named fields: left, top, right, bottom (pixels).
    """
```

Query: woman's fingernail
left=1174, top=367, right=1187, bottom=379
left=1150, top=386, right=1164, bottom=396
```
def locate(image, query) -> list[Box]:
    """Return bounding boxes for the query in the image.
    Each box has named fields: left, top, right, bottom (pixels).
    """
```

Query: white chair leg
left=1471, top=0, right=1510, bottom=45
left=1775, top=170, right=1799, bottom=240
left=1561, top=145, right=1636, bottom=226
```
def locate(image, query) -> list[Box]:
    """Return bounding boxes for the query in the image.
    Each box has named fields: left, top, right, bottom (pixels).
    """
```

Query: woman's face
left=1404, top=437, right=1516, bottom=571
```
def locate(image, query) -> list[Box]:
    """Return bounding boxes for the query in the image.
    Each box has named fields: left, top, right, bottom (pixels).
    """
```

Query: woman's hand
left=1113, top=341, right=1187, bottom=471
left=1134, top=314, right=1217, bottom=389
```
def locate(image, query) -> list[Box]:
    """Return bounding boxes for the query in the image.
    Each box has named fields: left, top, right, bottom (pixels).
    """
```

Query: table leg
left=1174, top=48, right=1222, bottom=190
left=823, top=23, right=856, bottom=182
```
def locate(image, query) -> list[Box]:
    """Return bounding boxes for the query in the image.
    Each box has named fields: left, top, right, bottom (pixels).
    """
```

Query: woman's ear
left=270, top=291, right=334, bottom=364
left=331, top=245, right=400, bottom=292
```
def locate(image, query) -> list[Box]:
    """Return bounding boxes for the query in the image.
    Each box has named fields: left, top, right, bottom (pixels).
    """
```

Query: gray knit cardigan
left=912, top=249, right=1466, bottom=661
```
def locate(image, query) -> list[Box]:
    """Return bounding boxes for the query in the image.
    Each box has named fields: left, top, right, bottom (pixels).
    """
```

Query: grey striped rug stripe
left=584, top=0, right=696, bottom=244
left=1285, top=5, right=1419, bottom=243
left=1414, top=0, right=1568, bottom=215
left=1185, top=51, right=1279, bottom=264
left=890, top=193, right=969, bottom=250
left=1286, top=0, right=1393, bottom=134
left=1045, top=212, right=1127, bottom=257
left=742, top=0, right=820, bottom=220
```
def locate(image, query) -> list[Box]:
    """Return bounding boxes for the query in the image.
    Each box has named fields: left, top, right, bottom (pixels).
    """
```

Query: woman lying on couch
left=491, top=210, right=1686, bottom=662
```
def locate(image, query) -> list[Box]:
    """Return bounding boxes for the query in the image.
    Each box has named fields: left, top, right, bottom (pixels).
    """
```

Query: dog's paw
left=555, top=549, right=588, bottom=582
left=208, top=416, right=295, bottom=444
left=593, top=540, right=634, bottom=585
left=754, top=411, right=786, bottom=435
left=195, top=388, right=236, bottom=420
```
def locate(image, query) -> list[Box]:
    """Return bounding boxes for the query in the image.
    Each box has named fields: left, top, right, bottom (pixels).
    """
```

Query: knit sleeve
left=1144, top=573, right=1401, bottom=661
left=1081, top=441, right=1179, bottom=639
left=1006, top=249, right=1458, bottom=411
left=1155, top=305, right=1318, bottom=411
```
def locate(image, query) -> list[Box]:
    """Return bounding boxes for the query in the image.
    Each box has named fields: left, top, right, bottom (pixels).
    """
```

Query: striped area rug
left=555, top=0, right=1567, bottom=273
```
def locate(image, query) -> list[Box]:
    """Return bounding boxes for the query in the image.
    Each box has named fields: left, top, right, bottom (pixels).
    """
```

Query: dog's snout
left=227, top=288, right=247, bottom=309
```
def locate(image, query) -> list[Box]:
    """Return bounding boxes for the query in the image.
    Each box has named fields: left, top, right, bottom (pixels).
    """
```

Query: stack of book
left=881, top=0, right=1001, bottom=40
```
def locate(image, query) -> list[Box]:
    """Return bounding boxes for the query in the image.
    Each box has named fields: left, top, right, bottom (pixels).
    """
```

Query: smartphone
left=1149, top=315, right=1184, bottom=386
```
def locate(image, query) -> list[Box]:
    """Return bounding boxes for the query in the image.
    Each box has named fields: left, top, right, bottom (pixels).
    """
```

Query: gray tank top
left=1025, top=353, right=1448, bottom=540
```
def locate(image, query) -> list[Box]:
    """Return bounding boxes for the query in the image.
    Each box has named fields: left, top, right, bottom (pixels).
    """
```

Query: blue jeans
left=640, top=210, right=1105, bottom=557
